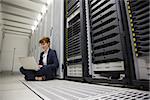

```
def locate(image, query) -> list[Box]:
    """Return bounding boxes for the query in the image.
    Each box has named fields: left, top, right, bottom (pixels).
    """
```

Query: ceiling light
left=33, top=21, right=38, bottom=27
left=31, top=26, right=35, bottom=31
left=37, top=14, right=42, bottom=21
left=47, top=0, right=53, bottom=6
left=41, top=5, right=47, bottom=15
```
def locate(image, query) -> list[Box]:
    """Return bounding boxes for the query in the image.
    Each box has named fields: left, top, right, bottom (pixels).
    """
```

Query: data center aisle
left=0, top=72, right=149, bottom=100
left=0, top=72, right=41, bottom=100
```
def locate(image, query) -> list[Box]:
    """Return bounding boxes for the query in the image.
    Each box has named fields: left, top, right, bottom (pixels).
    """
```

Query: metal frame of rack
left=64, top=0, right=89, bottom=81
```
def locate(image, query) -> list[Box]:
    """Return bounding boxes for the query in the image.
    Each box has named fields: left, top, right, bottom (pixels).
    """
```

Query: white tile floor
left=23, top=80, right=150, bottom=100
left=0, top=72, right=41, bottom=100
left=0, top=72, right=149, bottom=100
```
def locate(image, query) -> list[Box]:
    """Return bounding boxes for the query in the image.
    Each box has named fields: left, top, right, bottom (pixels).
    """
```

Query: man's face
left=40, top=42, right=49, bottom=51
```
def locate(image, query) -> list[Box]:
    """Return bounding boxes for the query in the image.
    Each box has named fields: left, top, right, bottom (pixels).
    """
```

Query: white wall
left=0, top=3, right=2, bottom=51
left=0, top=3, right=3, bottom=72
left=51, top=0, right=64, bottom=78
left=0, top=34, right=30, bottom=72
left=29, top=1, right=54, bottom=61
left=0, top=26, right=3, bottom=72
left=0, top=26, right=3, bottom=50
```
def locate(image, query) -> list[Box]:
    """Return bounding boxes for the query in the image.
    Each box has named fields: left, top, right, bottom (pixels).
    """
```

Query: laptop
left=19, top=56, right=39, bottom=70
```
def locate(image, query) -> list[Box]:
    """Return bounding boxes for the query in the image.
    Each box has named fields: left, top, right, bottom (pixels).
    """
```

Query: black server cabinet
left=64, top=0, right=88, bottom=81
left=87, top=0, right=135, bottom=84
left=126, top=0, right=149, bottom=90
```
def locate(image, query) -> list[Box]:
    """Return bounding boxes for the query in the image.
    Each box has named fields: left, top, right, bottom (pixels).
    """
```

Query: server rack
left=86, top=0, right=135, bottom=85
left=64, top=0, right=88, bottom=81
left=64, top=0, right=149, bottom=90
left=125, top=0, right=150, bottom=90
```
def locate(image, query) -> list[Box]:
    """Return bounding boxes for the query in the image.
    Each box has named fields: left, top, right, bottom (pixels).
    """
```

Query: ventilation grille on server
left=127, top=0, right=150, bottom=57
left=89, top=0, right=124, bottom=64
left=68, top=0, right=80, bottom=16
left=66, top=0, right=82, bottom=77
left=67, top=14, right=82, bottom=64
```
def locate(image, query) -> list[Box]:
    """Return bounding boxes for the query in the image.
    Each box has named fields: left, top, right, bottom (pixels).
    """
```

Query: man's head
left=39, top=37, right=50, bottom=52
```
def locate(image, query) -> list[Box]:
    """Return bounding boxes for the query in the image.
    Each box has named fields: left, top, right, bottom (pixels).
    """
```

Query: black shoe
left=20, top=67, right=25, bottom=75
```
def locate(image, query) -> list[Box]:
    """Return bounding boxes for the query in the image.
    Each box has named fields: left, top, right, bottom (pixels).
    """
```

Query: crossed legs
left=20, top=67, right=45, bottom=81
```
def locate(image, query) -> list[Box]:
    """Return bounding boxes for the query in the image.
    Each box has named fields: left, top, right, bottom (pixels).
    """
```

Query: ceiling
left=0, top=0, right=51, bottom=36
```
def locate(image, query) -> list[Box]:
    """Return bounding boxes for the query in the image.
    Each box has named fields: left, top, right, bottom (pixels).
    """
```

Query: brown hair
left=39, top=37, right=50, bottom=44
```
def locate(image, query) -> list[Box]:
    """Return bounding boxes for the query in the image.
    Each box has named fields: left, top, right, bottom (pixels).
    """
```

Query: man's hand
left=38, top=65, right=43, bottom=68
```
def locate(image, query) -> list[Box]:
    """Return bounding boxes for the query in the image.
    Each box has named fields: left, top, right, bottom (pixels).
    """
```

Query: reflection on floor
left=0, top=72, right=150, bottom=100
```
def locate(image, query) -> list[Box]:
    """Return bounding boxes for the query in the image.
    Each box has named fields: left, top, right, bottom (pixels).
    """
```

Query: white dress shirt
left=42, top=49, right=49, bottom=65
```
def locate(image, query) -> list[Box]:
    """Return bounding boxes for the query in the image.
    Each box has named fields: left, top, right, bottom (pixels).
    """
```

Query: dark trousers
left=20, top=67, right=56, bottom=81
